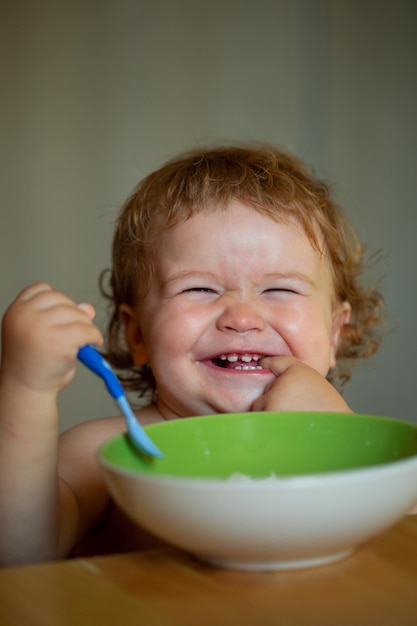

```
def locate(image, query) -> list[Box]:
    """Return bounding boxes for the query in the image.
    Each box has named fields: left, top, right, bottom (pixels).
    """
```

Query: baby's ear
left=329, top=301, right=351, bottom=369
left=119, top=305, right=148, bottom=366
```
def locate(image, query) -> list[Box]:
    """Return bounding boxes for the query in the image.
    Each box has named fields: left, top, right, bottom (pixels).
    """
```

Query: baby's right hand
left=0, top=283, right=103, bottom=394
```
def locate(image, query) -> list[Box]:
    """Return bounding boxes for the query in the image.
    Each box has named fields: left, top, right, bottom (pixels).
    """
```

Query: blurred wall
left=1, top=0, right=416, bottom=429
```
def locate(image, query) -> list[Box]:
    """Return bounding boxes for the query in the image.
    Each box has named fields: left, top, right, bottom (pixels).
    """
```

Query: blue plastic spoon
left=77, top=345, right=163, bottom=458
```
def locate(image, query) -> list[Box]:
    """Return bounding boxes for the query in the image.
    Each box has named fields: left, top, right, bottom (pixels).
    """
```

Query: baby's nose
left=216, top=297, right=266, bottom=333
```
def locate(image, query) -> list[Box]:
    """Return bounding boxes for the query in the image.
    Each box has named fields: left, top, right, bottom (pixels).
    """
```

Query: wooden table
left=1, top=516, right=417, bottom=626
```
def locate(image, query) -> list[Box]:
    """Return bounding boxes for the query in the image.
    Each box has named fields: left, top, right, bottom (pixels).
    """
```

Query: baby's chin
left=186, top=396, right=259, bottom=418
left=155, top=383, right=269, bottom=419
left=156, top=398, right=256, bottom=420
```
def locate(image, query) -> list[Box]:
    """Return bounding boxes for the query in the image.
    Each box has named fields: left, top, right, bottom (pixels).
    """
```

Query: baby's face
left=126, top=201, right=348, bottom=419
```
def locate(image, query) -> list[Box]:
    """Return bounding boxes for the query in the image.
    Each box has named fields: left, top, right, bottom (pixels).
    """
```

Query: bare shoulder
left=56, top=405, right=164, bottom=554
left=54, top=415, right=127, bottom=555
left=59, top=402, right=162, bottom=451
left=58, top=402, right=163, bottom=471
left=59, top=414, right=127, bottom=453
left=58, top=415, right=127, bottom=518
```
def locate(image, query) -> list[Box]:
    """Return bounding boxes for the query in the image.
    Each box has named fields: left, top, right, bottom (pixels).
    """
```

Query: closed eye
left=183, top=287, right=216, bottom=293
left=179, top=287, right=220, bottom=300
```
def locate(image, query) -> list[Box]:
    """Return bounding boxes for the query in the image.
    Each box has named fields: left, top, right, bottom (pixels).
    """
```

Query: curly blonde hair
left=101, top=143, right=384, bottom=397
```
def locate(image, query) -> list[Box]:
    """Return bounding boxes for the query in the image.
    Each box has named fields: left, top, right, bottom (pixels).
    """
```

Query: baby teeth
left=218, top=353, right=262, bottom=363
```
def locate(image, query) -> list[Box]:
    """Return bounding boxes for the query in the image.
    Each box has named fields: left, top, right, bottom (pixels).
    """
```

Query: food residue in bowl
left=227, top=472, right=279, bottom=482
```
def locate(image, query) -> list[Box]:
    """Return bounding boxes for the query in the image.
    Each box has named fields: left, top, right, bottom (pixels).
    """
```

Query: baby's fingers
left=77, top=303, right=96, bottom=320
left=260, top=355, right=302, bottom=377
left=13, top=282, right=54, bottom=303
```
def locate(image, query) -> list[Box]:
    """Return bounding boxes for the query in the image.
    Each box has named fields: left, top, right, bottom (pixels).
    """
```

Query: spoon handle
left=77, top=345, right=163, bottom=458
left=77, top=345, right=124, bottom=400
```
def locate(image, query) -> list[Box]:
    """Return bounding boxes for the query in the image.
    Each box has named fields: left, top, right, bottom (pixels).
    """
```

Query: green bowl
left=98, top=411, right=417, bottom=571
left=100, top=411, right=417, bottom=478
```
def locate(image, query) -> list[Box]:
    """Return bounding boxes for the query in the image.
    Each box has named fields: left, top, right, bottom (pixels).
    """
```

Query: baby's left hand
left=251, top=356, right=352, bottom=413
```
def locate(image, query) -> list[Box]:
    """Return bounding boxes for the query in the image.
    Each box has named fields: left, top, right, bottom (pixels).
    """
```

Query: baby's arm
left=0, top=283, right=103, bottom=565
left=251, top=356, right=351, bottom=413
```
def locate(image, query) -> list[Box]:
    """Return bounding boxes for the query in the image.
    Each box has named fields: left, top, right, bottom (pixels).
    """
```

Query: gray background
left=1, top=0, right=416, bottom=430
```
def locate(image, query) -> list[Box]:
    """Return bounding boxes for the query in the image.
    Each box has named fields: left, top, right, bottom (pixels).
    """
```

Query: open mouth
left=211, top=353, right=266, bottom=371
